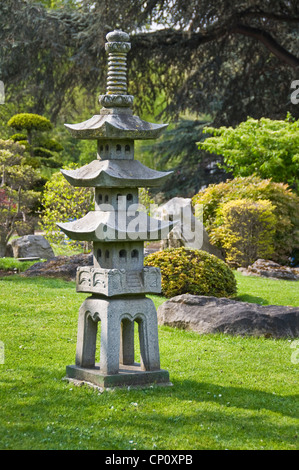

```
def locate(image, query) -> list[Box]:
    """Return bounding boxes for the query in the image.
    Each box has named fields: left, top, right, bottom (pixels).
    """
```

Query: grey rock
left=22, top=253, right=93, bottom=280
left=11, top=235, right=55, bottom=260
left=238, top=259, right=299, bottom=281
left=157, top=293, right=299, bottom=338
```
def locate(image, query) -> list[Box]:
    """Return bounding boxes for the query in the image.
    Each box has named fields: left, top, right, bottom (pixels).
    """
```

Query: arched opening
left=119, top=318, right=142, bottom=368
left=105, top=250, right=109, bottom=259
left=116, top=144, right=121, bottom=152
left=98, top=194, right=103, bottom=203
left=120, top=318, right=134, bottom=366
left=105, top=144, right=109, bottom=151
left=104, top=195, right=109, bottom=203
left=131, top=249, right=139, bottom=259
left=97, top=248, right=102, bottom=259
left=119, top=249, right=127, bottom=259
left=127, top=193, right=133, bottom=202
left=125, top=144, right=130, bottom=152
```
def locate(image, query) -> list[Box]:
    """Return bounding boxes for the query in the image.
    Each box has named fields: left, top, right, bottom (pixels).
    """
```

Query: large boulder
left=157, top=294, right=299, bottom=338
left=154, top=197, right=223, bottom=259
left=11, top=235, right=55, bottom=260
left=22, top=253, right=93, bottom=280
left=238, top=259, right=299, bottom=281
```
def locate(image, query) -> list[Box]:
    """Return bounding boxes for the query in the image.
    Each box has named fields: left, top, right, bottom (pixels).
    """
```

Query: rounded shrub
left=144, top=247, right=237, bottom=298
left=192, top=175, right=299, bottom=264
left=8, top=113, right=53, bottom=132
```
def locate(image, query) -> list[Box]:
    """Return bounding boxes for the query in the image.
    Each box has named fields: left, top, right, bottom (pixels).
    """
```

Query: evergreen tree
left=0, top=1, right=298, bottom=124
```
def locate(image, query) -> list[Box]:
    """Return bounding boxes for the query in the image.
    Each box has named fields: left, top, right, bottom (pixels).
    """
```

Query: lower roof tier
left=57, top=210, right=175, bottom=242
left=61, top=159, right=172, bottom=188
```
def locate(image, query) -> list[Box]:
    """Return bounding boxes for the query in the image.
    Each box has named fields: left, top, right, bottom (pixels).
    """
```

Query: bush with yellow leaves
left=144, top=247, right=237, bottom=298
left=213, top=198, right=277, bottom=268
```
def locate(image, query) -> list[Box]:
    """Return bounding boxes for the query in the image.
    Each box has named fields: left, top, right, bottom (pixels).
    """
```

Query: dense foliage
left=146, top=118, right=228, bottom=199
left=8, top=113, right=63, bottom=169
left=0, top=1, right=298, bottom=125
left=40, top=169, right=94, bottom=248
left=144, top=247, right=237, bottom=298
left=0, top=140, right=43, bottom=255
left=192, top=176, right=299, bottom=264
left=214, top=199, right=277, bottom=267
left=199, top=115, right=299, bottom=192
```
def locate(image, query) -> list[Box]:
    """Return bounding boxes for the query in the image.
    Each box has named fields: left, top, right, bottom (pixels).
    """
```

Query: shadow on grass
left=1, top=367, right=298, bottom=450
left=233, top=294, right=269, bottom=305
left=169, top=378, right=298, bottom=418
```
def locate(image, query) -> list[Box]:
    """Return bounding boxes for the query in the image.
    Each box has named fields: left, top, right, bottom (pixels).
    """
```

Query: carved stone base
left=74, top=296, right=165, bottom=377
left=65, top=363, right=171, bottom=389
left=76, top=266, right=161, bottom=296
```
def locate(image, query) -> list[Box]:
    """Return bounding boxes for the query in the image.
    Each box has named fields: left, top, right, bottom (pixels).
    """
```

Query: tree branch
left=134, top=22, right=299, bottom=68
left=231, top=23, right=299, bottom=68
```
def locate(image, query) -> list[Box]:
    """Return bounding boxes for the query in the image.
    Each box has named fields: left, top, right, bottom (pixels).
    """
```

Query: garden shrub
left=213, top=198, right=277, bottom=267
left=192, top=175, right=299, bottom=264
left=144, top=247, right=237, bottom=298
left=40, top=169, right=94, bottom=249
left=7, top=113, right=53, bottom=132
left=10, top=133, right=27, bottom=142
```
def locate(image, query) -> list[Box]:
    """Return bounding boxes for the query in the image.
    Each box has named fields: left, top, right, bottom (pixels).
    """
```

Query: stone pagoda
left=58, top=29, right=173, bottom=388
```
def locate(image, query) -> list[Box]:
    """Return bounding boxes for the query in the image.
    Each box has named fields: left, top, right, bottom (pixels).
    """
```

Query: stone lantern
left=58, top=30, right=173, bottom=388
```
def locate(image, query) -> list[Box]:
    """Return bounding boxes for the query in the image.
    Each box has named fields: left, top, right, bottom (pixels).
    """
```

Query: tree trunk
left=0, top=242, right=7, bottom=258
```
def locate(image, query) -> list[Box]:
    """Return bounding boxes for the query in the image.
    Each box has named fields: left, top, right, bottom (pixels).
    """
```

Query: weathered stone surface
left=154, top=197, right=224, bottom=259
left=64, top=112, right=168, bottom=140
left=61, top=159, right=172, bottom=187
left=57, top=210, right=174, bottom=242
left=75, top=296, right=161, bottom=373
left=11, top=235, right=55, bottom=260
left=22, top=253, right=93, bottom=280
left=238, top=259, right=299, bottom=281
left=157, top=294, right=299, bottom=338
left=66, top=364, right=171, bottom=389
left=76, top=266, right=161, bottom=296
left=61, top=29, right=170, bottom=388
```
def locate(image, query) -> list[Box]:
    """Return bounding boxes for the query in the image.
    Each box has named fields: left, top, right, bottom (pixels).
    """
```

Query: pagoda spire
left=98, top=29, right=134, bottom=108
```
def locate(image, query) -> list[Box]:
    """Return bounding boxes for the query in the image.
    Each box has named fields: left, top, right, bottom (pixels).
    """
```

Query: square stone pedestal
left=65, top=363, right=171, bottom=389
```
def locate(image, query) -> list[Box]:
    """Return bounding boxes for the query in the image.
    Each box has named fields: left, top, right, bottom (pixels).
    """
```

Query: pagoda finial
left=99, top=29, right=134, bottom=109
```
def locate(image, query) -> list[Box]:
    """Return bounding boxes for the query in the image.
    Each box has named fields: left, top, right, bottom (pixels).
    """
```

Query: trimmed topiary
left=8, top=113, right=53, bottom=132
left=144, top=247, right=237, bottom=298
left=10, top=133, right=27, bottom=142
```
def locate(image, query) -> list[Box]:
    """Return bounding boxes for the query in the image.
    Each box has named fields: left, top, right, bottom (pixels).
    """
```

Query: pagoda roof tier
left=64, top=112, right=168, bottom=140
left=57, top=211, right=174, bottom=242
left=61, top=159, right=172, bottom=188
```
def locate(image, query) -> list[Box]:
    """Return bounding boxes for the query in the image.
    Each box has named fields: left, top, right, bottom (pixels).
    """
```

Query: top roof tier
left=64, top=30, right=167, bottom=141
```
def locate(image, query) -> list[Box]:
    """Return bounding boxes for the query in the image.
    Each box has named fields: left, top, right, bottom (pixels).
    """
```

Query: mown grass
left=233, top=270, right=299, bottom=307
left=0, top=274, right=298, bottom=450
left=0, top=257, right=41, bottom=273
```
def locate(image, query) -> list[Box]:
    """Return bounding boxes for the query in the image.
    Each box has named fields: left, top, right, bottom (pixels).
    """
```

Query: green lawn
left=0, top=273, right=298, bottom=450
left=233, top=270, right=299, bottom=307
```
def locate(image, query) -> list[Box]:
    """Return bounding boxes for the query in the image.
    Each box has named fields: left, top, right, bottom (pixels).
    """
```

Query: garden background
left=0, top=0, right=298, bottom=451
